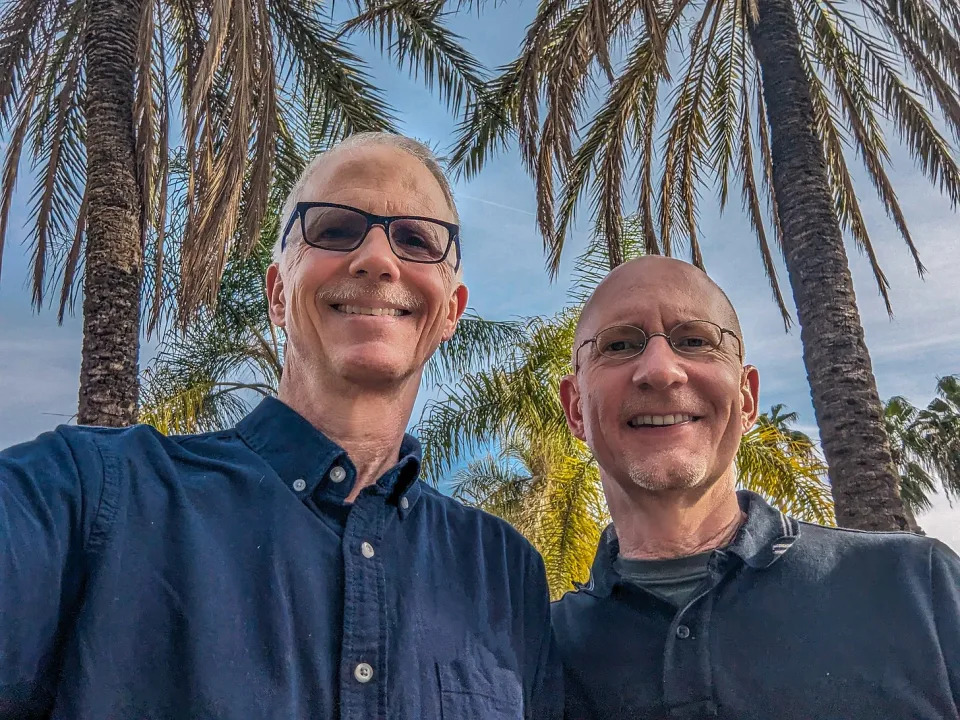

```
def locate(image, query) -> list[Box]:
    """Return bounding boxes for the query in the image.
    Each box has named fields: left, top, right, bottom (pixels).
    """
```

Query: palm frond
left=339, top=0, right=488, bottom=115
left=736, top=422, right=835, bottom=525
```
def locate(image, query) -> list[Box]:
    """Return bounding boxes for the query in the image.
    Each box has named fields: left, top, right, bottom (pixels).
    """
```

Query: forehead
left=581, top=264, right=730, bottom=335
left=298, top=145, right=454, bottom=222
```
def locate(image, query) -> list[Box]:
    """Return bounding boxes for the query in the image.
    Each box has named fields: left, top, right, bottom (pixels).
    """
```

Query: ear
left=559, top=374, right=587, bottom=442
left=740, top=364, right=760, bottom=432
left=441, top=282, right=469, bottom=341
left=265, top=263, right=286, bottom=328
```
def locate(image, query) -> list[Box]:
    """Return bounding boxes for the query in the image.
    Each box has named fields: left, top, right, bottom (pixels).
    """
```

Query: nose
left=630, top=335, right=688, bottom=390
left=347, top=225, right=402, bottom=281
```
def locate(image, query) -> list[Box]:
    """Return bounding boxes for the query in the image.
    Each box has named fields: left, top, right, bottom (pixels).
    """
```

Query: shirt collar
left=580, top=489, right=801, bottom=598
left=236, top=396, right=423, bottom=514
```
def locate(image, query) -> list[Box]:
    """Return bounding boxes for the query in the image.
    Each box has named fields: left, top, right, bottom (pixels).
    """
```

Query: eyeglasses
left=574, top=320, right=743, bottom=372
left=280, top=202, right=462, bottom=271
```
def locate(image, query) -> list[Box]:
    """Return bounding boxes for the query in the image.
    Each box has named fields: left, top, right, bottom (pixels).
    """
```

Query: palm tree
left=419, top=305, right=834, bottom=597
left=418, top=231, right=834, bottom=597
left=140, top=141, right=524, bottom=430
left=884, top=375, right=960, bottom=516
left=0, top=0, right=489, bottom=426
left=450, top=0, right=960, bottom=530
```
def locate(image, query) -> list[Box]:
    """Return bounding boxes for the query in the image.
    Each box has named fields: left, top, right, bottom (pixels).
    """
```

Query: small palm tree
left=884, top=375, right=960, bottom=516
left=0, top=0, right=490, bottom=425
left=418, top=226, right=834, bottom=596
left=451, top=0, right=960, bottom=530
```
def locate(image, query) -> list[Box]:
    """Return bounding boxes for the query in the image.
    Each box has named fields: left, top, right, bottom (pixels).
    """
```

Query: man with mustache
left=553, top=256, right=960, bottom=719
left=0, top=133, right=560, bottom=719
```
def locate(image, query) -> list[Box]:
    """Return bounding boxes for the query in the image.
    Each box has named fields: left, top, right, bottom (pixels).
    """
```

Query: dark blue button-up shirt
left=553, top=490, right=960, bottom=720
left=0, top=398, right=560, bottom=719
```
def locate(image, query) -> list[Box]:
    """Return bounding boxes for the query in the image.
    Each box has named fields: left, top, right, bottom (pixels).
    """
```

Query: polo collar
left=580, top=490, right=801, bottom=598
left=236, top=397, right=423, bottom=514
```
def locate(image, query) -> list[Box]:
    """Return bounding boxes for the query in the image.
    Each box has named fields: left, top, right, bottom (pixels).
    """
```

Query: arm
left=0, top=428, right=104, bottom=716
left=527, top=552, right=563, bottom=720
left=931, top=540, right=960, bottom=712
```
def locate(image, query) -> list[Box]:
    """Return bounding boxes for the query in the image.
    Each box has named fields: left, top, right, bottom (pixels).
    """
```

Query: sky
left=1, top=2, right=958, bottom=548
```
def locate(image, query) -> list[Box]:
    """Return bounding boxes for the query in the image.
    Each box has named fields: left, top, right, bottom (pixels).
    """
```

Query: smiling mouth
left=331, top=304, right=411, bottom=317
left=627, top=414, right=700, bottom=428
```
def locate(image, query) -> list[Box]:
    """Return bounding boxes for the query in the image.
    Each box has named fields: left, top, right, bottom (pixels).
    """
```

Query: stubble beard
left=625, top=455, right=710, bottom=492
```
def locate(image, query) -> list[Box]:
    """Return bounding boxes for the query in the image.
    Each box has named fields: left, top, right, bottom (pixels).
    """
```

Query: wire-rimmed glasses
left=574, top=320, right=743, bottom=372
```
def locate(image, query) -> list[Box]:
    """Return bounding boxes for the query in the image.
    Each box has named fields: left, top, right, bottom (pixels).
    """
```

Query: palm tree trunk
left=747, top=0, right=908, bottom=531
left=79, top=0, right=143, bottom=426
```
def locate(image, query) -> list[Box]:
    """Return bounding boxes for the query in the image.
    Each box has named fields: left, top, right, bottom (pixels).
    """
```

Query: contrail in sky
left=458, top=194, right=536, bottom=216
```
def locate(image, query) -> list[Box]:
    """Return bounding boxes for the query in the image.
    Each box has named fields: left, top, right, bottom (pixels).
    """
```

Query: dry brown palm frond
left=535, top=0, right=629, bottom=249
left=800, top=0, right=926, bottom=281
left=798, top=33, right=893, bottom=313
left=147, top=1, right=172, bottom=336
left=242, top=0, right=278, bottom=255
left=447, top=57, right=524, bottom=178
left=547, top=33, right=662, bottom=274
left=337, top=0, right=488, bottom=116
left=180, top=0, right=257, bottom=323
left=632, top=76, right=661, bottom=256
left=737, top=82, right=790, bottom=328
left=753, top=78, right=784, bottom=259
left=57, top=184, right=87, bottom=322
left=30, top=42, right=83, bottom=307
left=706, top=0, right=745, bottom=210
left=0, top=69, right=43, bottom=282
left=514, top=0, right=576, bottom=177
left=659, top=0, right=723, bottom=266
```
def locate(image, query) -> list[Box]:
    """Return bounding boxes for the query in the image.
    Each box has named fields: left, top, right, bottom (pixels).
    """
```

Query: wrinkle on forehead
left=574, top=257, right=742, bottom=363
left=299, top=146, right=454, bottom=222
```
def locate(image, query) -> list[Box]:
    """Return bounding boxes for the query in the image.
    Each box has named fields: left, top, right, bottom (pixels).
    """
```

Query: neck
left=277, top=353, right=420, bottom=502
left=605, top=471, right=744, bottom=560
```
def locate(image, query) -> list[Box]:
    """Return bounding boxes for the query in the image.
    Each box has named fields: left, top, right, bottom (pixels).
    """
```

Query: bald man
left=552, top=257, right=960, bottom=719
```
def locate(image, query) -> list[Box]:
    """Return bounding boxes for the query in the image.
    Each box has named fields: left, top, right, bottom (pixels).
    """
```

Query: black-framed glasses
left=574, top=320, right=743, bottom=372
left=280, top=202, right=461, bottom=271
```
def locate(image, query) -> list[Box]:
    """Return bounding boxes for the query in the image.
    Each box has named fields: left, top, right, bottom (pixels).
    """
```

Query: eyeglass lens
left=302, top=206, right=451, bottom=264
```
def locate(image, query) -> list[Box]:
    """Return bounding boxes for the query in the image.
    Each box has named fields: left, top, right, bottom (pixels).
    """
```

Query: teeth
left=629, top=414, right=694, bottom=428
left=335, top=304, right=404, bottom=317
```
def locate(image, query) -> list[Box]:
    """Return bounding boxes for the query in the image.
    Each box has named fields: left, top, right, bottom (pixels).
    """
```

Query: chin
left=336, top=355, right=415, bottom=385
left=624, top=461, right=710, bottom=492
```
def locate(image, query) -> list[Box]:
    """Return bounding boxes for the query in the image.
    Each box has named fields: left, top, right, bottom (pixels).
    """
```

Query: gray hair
left=272, top=132, right=459, bottom=265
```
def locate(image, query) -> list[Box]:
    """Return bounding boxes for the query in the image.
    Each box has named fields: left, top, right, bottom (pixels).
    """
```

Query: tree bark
left=79, top=0, right=143, bottom=426
left=747, top=0, right=908, bottom=531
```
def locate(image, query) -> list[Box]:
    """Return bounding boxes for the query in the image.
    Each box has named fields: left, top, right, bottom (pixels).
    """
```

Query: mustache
left=315, top=280, right=424, bottom=310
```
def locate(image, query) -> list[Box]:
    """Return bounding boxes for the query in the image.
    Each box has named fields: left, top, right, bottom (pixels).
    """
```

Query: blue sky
left=1, top=2, right=958, bottom=547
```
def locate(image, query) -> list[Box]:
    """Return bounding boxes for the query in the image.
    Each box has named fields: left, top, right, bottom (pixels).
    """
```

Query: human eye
left=671, top=322, right=720, bottom=354
left=598, top=328, right=644, bottom=356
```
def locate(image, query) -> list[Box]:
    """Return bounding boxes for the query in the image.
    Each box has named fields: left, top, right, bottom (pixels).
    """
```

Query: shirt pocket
left=436, top=657, right=524, bottom=720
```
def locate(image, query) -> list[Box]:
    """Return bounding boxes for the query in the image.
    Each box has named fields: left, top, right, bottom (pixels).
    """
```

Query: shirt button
left=400, top=497, right=409, bottom=510
left=292, top=478, right=306, bottom=492
left=676, top=624, right=691, bottom=639
left=329, top=466, right=346, bottom=483
left=361, top=541, right=375, bottom=559
left=354, top=662, right=374, bottom=683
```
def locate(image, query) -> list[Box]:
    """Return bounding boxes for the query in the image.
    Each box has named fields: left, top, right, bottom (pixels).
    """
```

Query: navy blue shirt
left=0, top=397, right=560, bottom=719
left=553, top=490, right=960, bottom=720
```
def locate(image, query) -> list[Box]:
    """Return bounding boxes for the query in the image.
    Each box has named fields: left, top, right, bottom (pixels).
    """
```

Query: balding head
left=574, top=256, right=742, bottom=368
left=558, top=254, right=759, bottom=504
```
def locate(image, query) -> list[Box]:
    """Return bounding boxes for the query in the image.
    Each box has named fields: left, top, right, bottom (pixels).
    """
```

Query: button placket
left=339, top=491, right=388, bottom=718
left=663, top=590, right=716, bottom=716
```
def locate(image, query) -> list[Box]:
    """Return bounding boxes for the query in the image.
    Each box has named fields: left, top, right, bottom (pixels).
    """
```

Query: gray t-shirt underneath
left=614, top=550, right=714, bottom=607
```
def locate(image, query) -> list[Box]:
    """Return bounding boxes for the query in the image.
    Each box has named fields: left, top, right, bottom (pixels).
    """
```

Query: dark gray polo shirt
left=552, top=490, right=960, bottom=720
